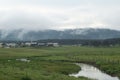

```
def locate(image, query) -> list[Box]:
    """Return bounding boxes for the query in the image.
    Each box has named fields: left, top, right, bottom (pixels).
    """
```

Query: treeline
left=0, top=38, right=120, bottom=47
left=37, top=38, right=120, bottom=46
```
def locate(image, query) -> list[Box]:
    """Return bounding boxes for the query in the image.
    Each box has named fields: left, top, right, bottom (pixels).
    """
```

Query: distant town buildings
left=46, top=43, right=59, bottom=47
left=0, top=42, right=59, bottom=48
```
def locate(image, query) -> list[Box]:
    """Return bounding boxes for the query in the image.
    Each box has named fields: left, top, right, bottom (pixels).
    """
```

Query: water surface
left=69, top=63, right=119, bottom=80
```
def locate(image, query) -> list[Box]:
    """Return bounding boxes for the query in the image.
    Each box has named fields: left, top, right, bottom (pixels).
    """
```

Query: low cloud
left=0, top=0, right=120, bottom=30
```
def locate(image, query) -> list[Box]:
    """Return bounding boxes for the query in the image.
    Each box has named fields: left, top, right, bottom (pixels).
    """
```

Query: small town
left=0, top=42, right=59, bottom=48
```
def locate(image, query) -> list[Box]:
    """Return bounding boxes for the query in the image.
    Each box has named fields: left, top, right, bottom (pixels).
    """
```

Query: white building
left=6, top=43, right=17, bottom=48
left=47, top=43, right=59, bottom=47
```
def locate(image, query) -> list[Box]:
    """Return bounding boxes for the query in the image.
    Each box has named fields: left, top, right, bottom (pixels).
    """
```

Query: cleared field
left=0, top=46, right=120, bottom=80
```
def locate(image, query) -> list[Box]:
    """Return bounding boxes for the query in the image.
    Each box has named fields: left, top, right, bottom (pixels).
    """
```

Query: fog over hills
left=0, top=28, right=120, bottom=41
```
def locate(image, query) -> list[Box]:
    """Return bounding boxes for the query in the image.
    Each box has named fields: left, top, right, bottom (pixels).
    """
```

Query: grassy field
left=0, top=46, right=120, bottom=80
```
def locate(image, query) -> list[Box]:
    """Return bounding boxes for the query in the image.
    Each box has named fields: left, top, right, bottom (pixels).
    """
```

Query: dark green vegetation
left=37, top=38, right=120, bottom=46
left=0, top=46, right=120, bottom=80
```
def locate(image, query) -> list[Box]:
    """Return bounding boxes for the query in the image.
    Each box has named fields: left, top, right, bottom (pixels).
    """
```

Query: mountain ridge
left=0, top=28, right=120, bottom=41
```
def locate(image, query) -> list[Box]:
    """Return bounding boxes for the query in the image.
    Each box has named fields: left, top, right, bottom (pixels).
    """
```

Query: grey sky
left=0, top=0, right=120, bottom=30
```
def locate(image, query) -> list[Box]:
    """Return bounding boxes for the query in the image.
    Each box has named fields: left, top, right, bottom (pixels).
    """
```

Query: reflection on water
left=16, top=58, right=30, bottom=62
left=69, top=63, right=119, bottom=80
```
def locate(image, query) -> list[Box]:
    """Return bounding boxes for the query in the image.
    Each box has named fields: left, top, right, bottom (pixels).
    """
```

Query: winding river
left=69, top=63, right=119, bottom=80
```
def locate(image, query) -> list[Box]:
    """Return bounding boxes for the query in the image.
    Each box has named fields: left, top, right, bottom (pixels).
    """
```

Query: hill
left=0, top=28, right=120, bottom=40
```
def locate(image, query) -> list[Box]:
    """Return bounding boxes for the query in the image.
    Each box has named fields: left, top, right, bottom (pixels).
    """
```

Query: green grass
left=0, top=46, right=120, bottom=80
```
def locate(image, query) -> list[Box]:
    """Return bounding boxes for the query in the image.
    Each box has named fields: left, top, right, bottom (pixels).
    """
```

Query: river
left=69, top=63, right=119, bottom=80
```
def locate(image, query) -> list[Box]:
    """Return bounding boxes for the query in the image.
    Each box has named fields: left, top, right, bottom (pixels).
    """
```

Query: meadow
left=0, top=46, right=120, bottom=80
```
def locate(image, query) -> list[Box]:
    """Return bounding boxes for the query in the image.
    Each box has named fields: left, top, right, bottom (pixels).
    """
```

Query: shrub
left=21, top=76, right=32, bottom=80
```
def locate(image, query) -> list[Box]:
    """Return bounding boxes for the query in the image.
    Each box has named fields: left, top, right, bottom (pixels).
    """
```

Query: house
left=6, top=43, right=17, bottom=48
left=37, top=43, right=46, bottom=47
left=25, top=42, right=38, bottom=47
left=46, top=43, right=59, bottom=47
left=30, top=42, right=38, bottom=47
left=25, top=42, right=32, bottom=46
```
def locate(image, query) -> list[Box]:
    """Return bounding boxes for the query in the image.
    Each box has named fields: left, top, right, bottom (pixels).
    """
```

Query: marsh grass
left=0, top=46, right=120, bottom=80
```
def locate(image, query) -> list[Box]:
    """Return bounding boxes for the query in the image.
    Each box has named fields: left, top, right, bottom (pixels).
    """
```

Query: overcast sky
left=0, top=0, right=120, bottom=30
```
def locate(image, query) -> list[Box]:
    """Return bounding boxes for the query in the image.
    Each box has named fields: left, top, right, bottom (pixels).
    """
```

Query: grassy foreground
left=0, top=46, right=120, bottom=80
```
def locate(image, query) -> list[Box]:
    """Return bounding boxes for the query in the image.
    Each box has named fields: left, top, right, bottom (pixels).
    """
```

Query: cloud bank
left=0, top=0, right=120, bottom=30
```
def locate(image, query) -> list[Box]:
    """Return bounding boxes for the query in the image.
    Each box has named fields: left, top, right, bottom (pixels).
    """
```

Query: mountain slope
left=0, top=28, right=120, bottom=40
